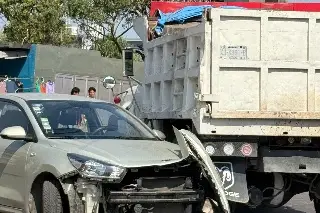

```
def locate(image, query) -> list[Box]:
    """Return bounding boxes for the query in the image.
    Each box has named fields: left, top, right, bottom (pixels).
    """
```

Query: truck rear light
left=114, top=96, right=121, bottom=104
left=205, top=144, right=215, bottom=156
left=288, top=137, right=295, bottom=144
left=241, top=143, right=253, bottom=157
left=223, top=143, right=235, bottom=156
left=300, top=137, right=311, bottom=145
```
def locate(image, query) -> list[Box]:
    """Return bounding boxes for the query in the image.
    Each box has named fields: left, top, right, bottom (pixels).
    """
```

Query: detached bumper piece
left=107, top=190, right=204, bottom=204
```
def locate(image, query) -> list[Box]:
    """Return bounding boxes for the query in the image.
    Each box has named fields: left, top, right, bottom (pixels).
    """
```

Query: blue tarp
left=154, top=5, right=246, bottom=36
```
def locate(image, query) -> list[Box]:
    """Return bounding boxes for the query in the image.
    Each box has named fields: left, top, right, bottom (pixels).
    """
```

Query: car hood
left=49, top=138, right=186, bottom=168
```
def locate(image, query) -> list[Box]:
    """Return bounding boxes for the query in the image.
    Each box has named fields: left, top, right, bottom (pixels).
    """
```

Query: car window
left=28, top=100, right=157, bottom=140
left=31, top=103, right=93, bottom=135
left=0, top=101, right=30, bottom=133
left=54, top=108, right=90, bottom=133
left=118, top=119, right=142, bottom=137
left=95, top=108, right=112, bottom=126
left=95, top=108, right=142, bottom=137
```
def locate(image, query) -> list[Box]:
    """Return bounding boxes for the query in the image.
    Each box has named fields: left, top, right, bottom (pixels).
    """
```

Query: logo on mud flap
left=215, top=162, right=235, bottom=190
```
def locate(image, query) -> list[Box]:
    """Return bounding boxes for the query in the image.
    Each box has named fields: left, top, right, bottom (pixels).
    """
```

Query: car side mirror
left=152, top=129, right=166, bottom=140
left=0, top=126, right=31, bottom=141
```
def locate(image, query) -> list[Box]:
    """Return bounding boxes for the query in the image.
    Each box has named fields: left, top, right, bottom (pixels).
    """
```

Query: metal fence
left=55, top=73, right=134, bottom=102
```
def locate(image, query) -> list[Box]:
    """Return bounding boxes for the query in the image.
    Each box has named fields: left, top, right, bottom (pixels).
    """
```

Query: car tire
left=42, top=180, right=64, bottom=213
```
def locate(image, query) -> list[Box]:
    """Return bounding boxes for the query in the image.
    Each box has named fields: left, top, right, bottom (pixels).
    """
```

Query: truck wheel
left=42, top=180, right=64, bottom=213
left=229, top=202, right=239, bottom=213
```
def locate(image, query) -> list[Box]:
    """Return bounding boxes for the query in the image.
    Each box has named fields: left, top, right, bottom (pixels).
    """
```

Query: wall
left=0, top=44, right=36, bottom=89
left=35, top=44, right=145, bottom=82
left=55, top=73, right=136, bottom=102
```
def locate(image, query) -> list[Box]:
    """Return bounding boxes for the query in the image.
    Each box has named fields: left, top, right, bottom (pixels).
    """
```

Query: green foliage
left=0, top=31, right=7, bottom=43
left=0, top=0, right=148, bottom=59
left=93, top=37, right=143, bottom=61
left=133, top=53, right=143, bottom=62
left=68, top=0, right=148, bottom=57
left=94, top=36, right=128, bottom=58
left=0, top=0, right=74, bottom=46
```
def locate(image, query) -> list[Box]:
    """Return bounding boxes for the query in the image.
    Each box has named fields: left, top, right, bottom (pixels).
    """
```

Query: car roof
left=0, top=93, right=109, bottom=103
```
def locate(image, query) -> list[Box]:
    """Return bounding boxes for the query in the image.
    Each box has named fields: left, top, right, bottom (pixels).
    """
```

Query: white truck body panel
left=141, top=8, right=320, bottom=137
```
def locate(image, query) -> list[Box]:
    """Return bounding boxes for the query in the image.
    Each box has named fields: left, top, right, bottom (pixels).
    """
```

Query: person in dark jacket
left=71, top=87, right=80, bottom=95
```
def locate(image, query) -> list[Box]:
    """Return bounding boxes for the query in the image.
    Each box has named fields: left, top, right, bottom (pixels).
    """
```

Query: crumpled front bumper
left=59, top=127, right=230, bottom=213
left=107, top=189, right=204, bottom=204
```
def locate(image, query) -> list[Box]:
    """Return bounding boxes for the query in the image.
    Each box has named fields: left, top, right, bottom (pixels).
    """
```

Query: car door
left=0, top=100, right=34, bottom=210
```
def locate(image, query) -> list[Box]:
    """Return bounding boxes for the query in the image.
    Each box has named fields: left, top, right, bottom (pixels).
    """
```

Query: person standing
left=5, top=79, right=18, bottom=93
left=88, top=87, right=96, bottom=98
left=46, top=80, right=55, bottom=94
left=16, top=81, right=24, bottom=93
left=0, top=80, right=6, bottom=93
left=71, top=87, right=80, bottom=95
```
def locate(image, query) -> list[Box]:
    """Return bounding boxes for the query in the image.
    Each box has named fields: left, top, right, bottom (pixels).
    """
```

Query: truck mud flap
left=173, top=127, right=230, bottom=213
left=214, top=160, right=249, bottom=203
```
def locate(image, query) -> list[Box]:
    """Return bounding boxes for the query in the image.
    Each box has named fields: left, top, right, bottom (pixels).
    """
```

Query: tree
left=93, top=36, right=143, bottom=61
left=0, top=0, right=74, bottom=46
left=94, top=36, right=127, bottom=58
left=68, top=0, right=149, bottom=56
left=0, top=31, right=7, bottom=43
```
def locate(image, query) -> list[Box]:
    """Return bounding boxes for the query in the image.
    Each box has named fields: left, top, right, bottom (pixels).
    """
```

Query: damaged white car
left=0, top=93, right=229, bottom=213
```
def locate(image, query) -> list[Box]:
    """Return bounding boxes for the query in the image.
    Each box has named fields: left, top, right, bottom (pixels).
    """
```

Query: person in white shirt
left=88, top=87, right=96, bottom=98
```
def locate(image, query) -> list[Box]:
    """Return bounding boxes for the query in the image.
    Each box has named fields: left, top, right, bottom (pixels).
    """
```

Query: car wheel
left=42, top=180, right=64, bottom=213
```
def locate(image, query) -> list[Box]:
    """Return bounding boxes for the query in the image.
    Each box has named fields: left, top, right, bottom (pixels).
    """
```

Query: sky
left=1, top=0, right=320, bottom=40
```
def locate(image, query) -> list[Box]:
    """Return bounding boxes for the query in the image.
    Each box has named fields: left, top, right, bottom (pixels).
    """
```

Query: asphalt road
left=235, top=193, right=315, bottom=213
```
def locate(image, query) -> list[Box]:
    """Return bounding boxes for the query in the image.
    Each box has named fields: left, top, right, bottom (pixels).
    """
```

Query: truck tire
left=42, top=180, right=64, bottom=213
left=229, top=202, right=240, bottom=213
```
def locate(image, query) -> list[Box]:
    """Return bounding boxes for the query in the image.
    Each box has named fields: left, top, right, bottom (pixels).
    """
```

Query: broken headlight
left=67, top=153, right=127, bottom=182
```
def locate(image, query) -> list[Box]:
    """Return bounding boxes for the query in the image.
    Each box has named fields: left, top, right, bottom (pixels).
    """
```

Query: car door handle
left=30, top=152, right=36, bottom=157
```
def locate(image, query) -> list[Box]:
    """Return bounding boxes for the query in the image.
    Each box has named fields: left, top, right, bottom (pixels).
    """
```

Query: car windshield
left=27, top=100, right=157, bottom=140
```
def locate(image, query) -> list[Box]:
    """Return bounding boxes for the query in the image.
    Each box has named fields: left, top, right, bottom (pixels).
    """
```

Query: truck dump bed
left=142, top=8, right=320, bottom=137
